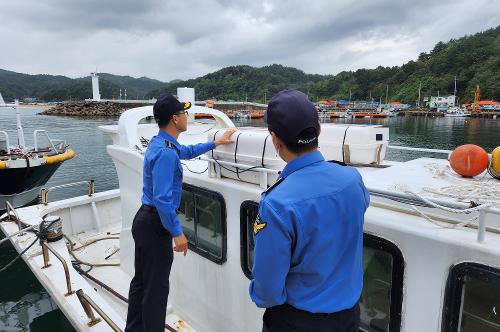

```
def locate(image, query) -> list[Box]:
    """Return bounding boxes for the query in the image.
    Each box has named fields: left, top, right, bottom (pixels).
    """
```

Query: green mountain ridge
left=0, top=70, right=166, bottom=102
left=1, top=25, right=498, bottom=104
left=149, top=25, right=500, bottom=104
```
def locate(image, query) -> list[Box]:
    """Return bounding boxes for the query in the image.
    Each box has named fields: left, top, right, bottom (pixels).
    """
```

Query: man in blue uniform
left=249, top=90, right=370, bottom=332
left=125, top=94, right=235, bottom=332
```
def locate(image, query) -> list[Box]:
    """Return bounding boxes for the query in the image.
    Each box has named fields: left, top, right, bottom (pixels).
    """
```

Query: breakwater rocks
left=41, top=101, right=152, bottom=117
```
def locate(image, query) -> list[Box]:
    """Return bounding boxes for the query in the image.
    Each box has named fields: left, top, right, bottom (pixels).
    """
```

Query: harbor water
left=0, top=107, right=499, bottom=331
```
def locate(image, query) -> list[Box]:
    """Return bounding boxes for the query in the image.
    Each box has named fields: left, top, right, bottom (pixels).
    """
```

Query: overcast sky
left=0, top=0, right=498, bottom=82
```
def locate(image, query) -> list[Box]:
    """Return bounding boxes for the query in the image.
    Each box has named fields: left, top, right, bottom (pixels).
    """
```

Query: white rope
left=0, top=224, right=38, bottom=245
left=409, top=205, right=479, bottom=229
left=421, top=162, right=500, bottom=207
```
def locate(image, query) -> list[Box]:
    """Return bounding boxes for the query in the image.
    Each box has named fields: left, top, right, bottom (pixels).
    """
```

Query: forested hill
left=148, top=25, right=499, bottom=104
left=0, top=70, right=165, bottom=102
left=1, top=25, right=498, bottom=104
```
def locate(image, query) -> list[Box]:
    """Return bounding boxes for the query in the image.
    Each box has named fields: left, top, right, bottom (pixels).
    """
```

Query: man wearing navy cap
left=249, top=90, right=370, bottom=331
left=125, top=94, right=235, bottom=332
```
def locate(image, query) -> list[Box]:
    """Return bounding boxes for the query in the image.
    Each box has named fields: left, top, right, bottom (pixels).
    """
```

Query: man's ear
left=270, top=131, right=282, bottom=151
left=170, top=115, right=178, bottom=126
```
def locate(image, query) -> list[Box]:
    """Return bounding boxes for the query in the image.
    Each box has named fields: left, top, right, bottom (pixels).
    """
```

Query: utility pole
left=349, top=88, right=352, bottom=102
left=454, top=76, right=457, bottom=107
left=369, top=90, right=372, bottom=103
left=385, top=85, right=389, bottom=104
left=264, top=91, right=267, bottom=104
left=417, top=81, right=421, bottom=108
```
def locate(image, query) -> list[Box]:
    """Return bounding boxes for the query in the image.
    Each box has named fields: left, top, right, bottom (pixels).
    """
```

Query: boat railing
left=41, top=180, right=95, bottom=205
left=387, top=145, right=452, bottom=156
left=4, top=201, right=22, bottom=232
left=40, top=239, right=121, bottom=331
left=75, top=289, right=122, bottom=331
left=368, top=187, right=500, bottom=243
left=41, top=240, right=74, bottom=296
left=0, top=131, right=10, bottom=152
left=33, top=129, right=59, bottom=153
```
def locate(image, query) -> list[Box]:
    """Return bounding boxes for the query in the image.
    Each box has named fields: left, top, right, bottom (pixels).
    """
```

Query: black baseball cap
left=153, top=93, right=191, bottom=123
left=265, top=90, right=319, bottom=144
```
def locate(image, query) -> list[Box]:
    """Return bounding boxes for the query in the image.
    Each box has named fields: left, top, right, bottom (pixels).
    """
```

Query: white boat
left=0, top=99, right=76, bottom=210
left=444, top=107, right=471, bottom=117
left=1, top=88, right=500, bottom=332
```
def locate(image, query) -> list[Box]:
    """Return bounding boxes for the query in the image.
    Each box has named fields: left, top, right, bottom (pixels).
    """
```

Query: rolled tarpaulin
left=42, top=149, right=76, bottom=165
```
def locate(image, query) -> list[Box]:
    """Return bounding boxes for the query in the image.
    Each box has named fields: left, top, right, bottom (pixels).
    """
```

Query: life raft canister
left=449, top=144, right=489, bottom=177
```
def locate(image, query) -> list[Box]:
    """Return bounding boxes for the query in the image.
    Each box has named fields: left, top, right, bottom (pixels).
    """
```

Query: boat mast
left=15, top=100, right=26, bottom=148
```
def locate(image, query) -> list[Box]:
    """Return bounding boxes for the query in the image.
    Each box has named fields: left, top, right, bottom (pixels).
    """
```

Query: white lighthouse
left=91, top=72, right=101, bottom=101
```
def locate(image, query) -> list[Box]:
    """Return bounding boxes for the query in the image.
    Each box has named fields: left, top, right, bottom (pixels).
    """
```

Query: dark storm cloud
left=0, top=0, right=498, bottom=81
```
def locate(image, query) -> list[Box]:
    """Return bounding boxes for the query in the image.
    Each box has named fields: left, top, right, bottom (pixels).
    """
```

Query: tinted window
left=443, top=263, right=500, bottom=332
left=240, top=201, right=258, bottom=279
left=178, top=184, right=226, bottom=264
left=359, top=235, right=404, bottom=332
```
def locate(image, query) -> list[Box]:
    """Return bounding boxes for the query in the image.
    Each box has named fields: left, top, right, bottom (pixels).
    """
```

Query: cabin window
left=177, top=184, right=226, bottom=264
left=240, top=201, right=259, bottom=279
left=360, top=234, right=404, bottom=332
left=443, top=263, right=500, bottom=332
left=240, top=208, right=404, bottom=331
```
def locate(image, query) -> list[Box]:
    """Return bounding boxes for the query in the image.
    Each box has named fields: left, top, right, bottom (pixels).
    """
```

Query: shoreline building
left=427, top=95, right=456, bottom=111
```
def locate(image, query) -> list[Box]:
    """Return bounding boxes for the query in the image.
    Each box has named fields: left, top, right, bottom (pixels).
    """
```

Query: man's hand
left=214, top=128, right=237, bottom=146
left=174, top=233, right=188, bottom=256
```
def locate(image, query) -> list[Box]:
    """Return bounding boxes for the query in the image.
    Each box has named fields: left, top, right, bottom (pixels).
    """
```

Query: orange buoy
left=449, top=144, right=489, bottom=177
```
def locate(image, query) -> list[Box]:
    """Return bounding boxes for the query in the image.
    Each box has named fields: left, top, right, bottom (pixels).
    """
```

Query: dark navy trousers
left=125, top=205, right=173, bottom=332
left=262, top=302, right=360, bottom=332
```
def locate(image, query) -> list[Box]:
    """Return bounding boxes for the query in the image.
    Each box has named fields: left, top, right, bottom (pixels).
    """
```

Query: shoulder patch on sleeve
left=164, top=140, right=179, bottom=155
left=253, top=214, right=267, bottom=236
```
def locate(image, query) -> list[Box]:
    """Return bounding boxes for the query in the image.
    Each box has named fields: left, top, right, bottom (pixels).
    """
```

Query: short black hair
left=273, top=127, right=318, bottom=154
left=156, top=115, right=173, bottom=127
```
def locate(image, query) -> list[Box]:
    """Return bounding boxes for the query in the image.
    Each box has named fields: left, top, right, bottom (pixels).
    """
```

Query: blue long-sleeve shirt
left=141, top=130, right=215, bottom=236
left=249, top=150, right=370, bottom=313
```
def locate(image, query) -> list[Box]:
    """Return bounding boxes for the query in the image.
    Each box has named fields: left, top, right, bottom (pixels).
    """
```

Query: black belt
left=141, top=204, right=157, bottom=213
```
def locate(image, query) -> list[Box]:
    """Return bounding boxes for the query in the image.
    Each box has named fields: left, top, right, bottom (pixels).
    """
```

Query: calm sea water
left=0, top=107, right=499, bottom=331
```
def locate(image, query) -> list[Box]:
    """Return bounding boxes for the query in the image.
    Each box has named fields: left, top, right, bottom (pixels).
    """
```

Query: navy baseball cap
left=265, top=90, right=319, bottom=144
left=153, top=94, right=191, bottom=123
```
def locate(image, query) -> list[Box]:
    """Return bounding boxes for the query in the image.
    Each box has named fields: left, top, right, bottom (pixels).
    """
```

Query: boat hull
left=0, top=162, right=61, bottom=208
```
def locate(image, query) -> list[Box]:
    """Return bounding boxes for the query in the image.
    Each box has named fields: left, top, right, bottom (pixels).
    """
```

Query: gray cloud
left=0, top=0, right=498, bottom=81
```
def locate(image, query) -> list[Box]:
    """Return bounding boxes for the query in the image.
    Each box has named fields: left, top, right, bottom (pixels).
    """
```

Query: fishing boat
left=444, top=107, right=471, bottom=117
left=1, top=88, right=499, bottom=332
left=0, top=99, right=75, bottom=210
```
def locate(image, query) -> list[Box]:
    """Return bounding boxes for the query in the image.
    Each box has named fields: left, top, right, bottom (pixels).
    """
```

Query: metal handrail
left=75, top=289, right=122, bottom=331
left=41, top=240, right=74, bottom=296
left=387, top=145, right=452, bottom=154
left=4, top=201, right=22, bottom=232
left=0, top=131, right=10, bottom=152
left=33, top=130, right=58, bottom=153
left=41, top=180, right=95, bottom=205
